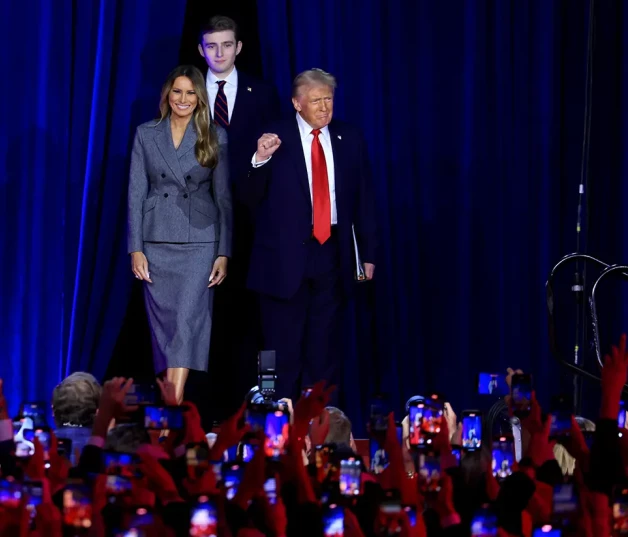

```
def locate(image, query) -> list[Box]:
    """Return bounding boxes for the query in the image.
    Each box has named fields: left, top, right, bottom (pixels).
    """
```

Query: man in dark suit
left=198, top=15, right=280, bottom=417
left=239, top=69, right=378, bottom=400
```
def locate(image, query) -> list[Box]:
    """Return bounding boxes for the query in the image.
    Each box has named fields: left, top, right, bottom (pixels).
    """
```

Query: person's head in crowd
left=291, top=68, right=336, bottom=130
left=198, top=15, right=242, bottom=78
left=158, top=65, right=218, bottom=169
left=323, top=406, right=357, bottom=451
left=52, top=372, right=101, bottom=428
left=105, top=423, right=151, bottom=453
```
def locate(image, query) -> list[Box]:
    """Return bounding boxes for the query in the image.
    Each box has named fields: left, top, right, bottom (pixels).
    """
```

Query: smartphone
left=403, top=505, right=417, bottom=527
left=549, top=412, right=572, bottom=439
left=0, top=479, right=23, bottom=508
left=492, top=437, right=514, bottom=481
left=106, top=475, right=132, bottom=496
left=417, top=452, right=441, bottom=493
left=369, top=424, right=402, bottom=474
left=264, top=477, right=277, bottom=505
left=549, top=395, right=573, bottom=439
left=339, top=457, right=361, bottom=497
left=22, top=481, right=43, bottom=527
left=124, top=384, right=158, bottom=406
left=103, top=451, right=142, bottom=479
left=57, top=437, right=73, bottom=460
left=22, top=427, right=51, bottom=463
left=511, top=374, right=533, bottom=418
left=619, top=401, right=626, bottom=429
left=462, top=411, right=482, bottom=451
left=264, top=409, right=289, bottom=460
left=613, top=486, right=628, bottom=534
left=187, top=443, right=211, bottom=470
left=552, top=483, right=578, bottom=527
left=323, top=503, right=344, bottom=537
left=409, top=400, right=442, bottom=449
left=477, top=373, right=509, bottom=396
left=378, top=499, right=405, bottom=535
left=369, top=436, right=389, bottom=474
left=142, top=405, right=184, bottom=430
left=222, top=462, right=244, bottom=501
left=369, top=394, right=391, bottom=433
left=62, top=482, right=92, bottom=529
left=190, top=499, right=218, bottom=537
left=22, top=402, right=47, bottom=427
left=471, top=505, right=498, bottom=536
left=532, top=526, right=562, bottom=536
left=238, top=443, right=256, bottom=463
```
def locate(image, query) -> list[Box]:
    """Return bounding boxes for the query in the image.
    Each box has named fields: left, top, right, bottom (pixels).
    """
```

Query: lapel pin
left=337, top=135, right=342, bottom=140
left=247, top=87, right=252, bottom=92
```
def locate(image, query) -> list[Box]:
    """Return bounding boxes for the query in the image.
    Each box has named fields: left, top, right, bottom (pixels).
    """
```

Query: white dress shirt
left=252, top=112, right=337, bottom=225
left=206, top=67, right=238, bottom=122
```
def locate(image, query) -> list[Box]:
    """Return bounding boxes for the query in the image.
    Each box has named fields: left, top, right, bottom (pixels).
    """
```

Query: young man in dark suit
left=241, top=69, right=378, bottom=400
left=198, top=16, right=280, bottom=417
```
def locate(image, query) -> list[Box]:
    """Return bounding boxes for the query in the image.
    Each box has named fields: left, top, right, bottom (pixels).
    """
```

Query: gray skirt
left=143, top=242, right=217, bottom=373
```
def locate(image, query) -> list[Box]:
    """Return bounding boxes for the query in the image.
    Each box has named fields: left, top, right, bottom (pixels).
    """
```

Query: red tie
left=311, top=129, right=331, bottom=244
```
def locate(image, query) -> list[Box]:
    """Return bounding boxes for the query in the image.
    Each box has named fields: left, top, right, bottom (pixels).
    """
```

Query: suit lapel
left=328, top=122, right=345, bottom=216
left=285, top=119, right=312, bottom=204
left=154, top=116, right=186, bottom=188
left=229, top=73, right=250, bottom=131
left=178, top=120, right=196, bottom=158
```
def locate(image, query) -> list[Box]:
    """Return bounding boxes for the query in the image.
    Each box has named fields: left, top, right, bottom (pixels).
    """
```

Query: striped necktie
left=214, top=80, right=229, bottom=128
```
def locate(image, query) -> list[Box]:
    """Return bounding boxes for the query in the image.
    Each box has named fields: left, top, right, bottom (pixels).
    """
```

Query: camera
left=257, top=350, right=277, bottom=400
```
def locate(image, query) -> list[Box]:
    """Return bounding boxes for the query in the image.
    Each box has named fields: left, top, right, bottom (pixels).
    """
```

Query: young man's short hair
left=198, top=15, right=240, bottom=44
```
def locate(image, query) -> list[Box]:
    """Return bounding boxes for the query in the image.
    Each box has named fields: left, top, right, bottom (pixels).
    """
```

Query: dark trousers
left=259, top=231, right=343, bottom=401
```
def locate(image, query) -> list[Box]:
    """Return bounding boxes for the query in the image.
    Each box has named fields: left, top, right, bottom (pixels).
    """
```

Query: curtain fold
left=255, top=0, right=628, bottom=428
left=0, top=0, right=187, bottom=416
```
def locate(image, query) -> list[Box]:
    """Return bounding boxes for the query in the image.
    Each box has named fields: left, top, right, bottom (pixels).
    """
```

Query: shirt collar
left=296, top=112, right=330, bottom=140
left=208, top=66, right=238, bottom=88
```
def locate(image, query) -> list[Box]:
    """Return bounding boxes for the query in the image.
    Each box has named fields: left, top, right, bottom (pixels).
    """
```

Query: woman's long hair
left=158, top=65, right=219, bottom=168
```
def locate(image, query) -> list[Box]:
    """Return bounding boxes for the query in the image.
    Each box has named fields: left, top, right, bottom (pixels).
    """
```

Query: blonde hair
left=158, top=65, right=219, bottom=168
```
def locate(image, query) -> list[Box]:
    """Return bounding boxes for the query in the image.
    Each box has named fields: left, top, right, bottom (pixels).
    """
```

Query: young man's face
left=198, top=30, right=242, bottom=78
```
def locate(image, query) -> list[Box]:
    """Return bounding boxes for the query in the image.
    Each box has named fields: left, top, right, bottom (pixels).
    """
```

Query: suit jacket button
left=183, top=194, right=188, bottom=199
left=186, top=175, right=191, bottom=180
left=161, top=173, right=166, bottom=178
left=163, top=193, right=168, bottom=198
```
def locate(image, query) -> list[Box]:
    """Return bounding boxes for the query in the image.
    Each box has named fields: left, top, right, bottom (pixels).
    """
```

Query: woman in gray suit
left=128, top=65, right=232, bottom=404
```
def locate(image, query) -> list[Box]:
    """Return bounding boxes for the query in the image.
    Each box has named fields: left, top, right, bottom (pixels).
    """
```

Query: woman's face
left=169, top=76, right=197, bottom=119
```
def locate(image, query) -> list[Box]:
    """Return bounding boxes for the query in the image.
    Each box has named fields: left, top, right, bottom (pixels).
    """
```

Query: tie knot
left=311, top=129, right=321, bottom=137
left=217, top=80, right=227, bottom=88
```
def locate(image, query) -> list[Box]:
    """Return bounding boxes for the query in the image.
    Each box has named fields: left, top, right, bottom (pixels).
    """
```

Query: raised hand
left=601, top=333, right=628, bottom=419
left=211, top=402, right=250, bottom=458
left=255, top=133, right=282, bottom=162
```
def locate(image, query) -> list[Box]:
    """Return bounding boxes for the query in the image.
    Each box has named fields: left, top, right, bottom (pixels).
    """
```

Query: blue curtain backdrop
left=255, top=0, right=628, bottom=428
left=0, top=0, right=187, bottom=416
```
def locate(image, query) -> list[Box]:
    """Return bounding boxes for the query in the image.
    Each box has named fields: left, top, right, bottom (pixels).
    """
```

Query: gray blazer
left=127, top=116, right=232, bottom=257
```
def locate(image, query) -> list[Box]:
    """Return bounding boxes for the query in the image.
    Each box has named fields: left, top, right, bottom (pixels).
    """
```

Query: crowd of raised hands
left=1, top=335, right=628, bottom=537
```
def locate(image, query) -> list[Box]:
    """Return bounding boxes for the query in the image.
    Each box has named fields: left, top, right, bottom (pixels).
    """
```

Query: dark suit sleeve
left=237, top=151, right=272, bottom=209
left=127, top=127, right=148, bottom=254
left=214, top=126, right=233, bottom=258
left=354, top=133, right=378, bottom=264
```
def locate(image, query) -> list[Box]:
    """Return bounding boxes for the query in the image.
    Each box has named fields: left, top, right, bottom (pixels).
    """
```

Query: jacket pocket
left=142, top=196, right=158, bottom=214
left=191, top=197, right=218, bottom=221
